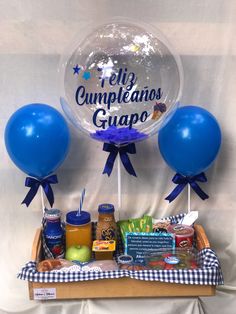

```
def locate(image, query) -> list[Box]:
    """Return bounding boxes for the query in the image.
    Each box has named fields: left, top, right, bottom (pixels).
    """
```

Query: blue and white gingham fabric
left=17, top=214, right=224, bottom=285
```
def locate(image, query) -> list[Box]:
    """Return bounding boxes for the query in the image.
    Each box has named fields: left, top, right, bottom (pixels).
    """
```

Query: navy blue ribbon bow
left=103, top=143, right=137, bottom=177
left=165, top=172, right=209, bottom=203
left=22, top=174, right=58, bottom=207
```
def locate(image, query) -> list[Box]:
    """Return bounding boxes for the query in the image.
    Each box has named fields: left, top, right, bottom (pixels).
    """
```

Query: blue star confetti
left=83, top=71, right=91, bottom=80
left=73, top=65, right=81, bottom=75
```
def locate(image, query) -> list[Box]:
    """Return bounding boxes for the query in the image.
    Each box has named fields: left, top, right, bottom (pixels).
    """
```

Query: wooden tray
left=28, top=224, right=215, bottom=300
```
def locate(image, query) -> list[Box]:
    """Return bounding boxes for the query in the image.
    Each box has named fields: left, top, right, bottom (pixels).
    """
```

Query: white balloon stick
left=187, top=184, right=191, bottom=213
left=117, top=156, right=121, bottom=220
left=40, top=185, right=45, bottom=215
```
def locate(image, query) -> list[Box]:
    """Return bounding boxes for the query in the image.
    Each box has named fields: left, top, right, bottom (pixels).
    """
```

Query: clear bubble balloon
left=60, top=19, right=183, bottom=145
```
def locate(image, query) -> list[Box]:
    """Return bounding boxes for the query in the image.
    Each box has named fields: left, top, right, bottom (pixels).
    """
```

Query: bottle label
left=44, top=217, right=65, bottom=258
left=96, top=213, right=117, bottom=241
left=101, top=227, right=116, bottom=240
left=45, top=234, right=64, bottom=258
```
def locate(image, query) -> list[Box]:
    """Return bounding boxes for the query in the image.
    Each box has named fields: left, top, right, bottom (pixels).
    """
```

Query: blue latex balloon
left=158, top=106, right=221, bottom=176
left=5, top=103, right=70, bottom=178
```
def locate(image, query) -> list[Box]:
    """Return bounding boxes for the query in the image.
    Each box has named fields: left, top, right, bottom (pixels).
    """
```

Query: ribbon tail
left=190, top=182, right=209, bottom=200
left=103, top=151, right=118, bottom=176
left=22, top=185, right=40, bottom=207
left=42, top=182, right=55, bottom=207
left=165, top=183, right=187, bottom=203
left=119, top=151, right=137, bottom=177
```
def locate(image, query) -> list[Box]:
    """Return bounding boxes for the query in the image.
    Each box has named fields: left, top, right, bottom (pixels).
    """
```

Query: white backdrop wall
left=0, top=1, right=236, bottom=313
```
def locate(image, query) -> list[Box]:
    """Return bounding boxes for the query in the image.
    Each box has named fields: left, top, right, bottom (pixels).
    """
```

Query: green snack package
left=128, top=217, right=141, bottom=233
left=118, top=215, right=153, bottom=245
left=118, top=220, right=130, bottom=244
left=142, top=215, right=153, bottom=232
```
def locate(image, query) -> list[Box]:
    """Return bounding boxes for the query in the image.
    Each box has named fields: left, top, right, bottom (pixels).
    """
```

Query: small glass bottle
left=44, top=209, right=65, bottom=259
left=96, top=204, right=117, bottom=241
left=65, top=210, right=92, bottom=249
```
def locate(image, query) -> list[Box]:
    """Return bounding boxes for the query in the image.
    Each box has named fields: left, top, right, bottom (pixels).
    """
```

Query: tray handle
left=194, top=224, right=210, bottom=250
left=31, top=228, right=42, bottom=262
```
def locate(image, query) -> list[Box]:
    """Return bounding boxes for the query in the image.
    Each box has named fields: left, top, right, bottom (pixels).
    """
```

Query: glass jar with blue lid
left=65, top=210, right=92, bottom=249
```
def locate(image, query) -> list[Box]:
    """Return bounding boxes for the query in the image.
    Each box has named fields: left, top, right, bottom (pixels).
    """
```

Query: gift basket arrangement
left=18, top=209, right=223, bottom=298
left=4, top=18, right=223, bottom=300
left=18, top=210, right=223, bottom=300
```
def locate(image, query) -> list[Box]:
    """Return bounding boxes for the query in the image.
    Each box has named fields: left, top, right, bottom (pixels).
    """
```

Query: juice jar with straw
left=65, top=210, right=92, bottom=249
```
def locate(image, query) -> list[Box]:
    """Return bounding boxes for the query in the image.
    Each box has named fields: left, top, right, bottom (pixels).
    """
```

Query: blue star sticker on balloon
left=83, top=71, right=91, bottom=80
left=73, top=65, right=81, bottom=75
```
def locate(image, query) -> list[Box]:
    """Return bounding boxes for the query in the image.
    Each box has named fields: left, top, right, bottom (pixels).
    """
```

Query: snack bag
left=142, top=215, right=152, bottom=232
left=118, top=215, right=153, bottom=245
left=129, top=217, right=142, bottom=232
left=118, top=220, right=130, bottom=244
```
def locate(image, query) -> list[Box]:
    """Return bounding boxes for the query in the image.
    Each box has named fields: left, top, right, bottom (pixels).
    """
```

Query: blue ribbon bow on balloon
left=165, top=172, right=209, bottom=203
left=22, top=174, right=58, bottom=207
left=103, top=143, right=137, bottom=177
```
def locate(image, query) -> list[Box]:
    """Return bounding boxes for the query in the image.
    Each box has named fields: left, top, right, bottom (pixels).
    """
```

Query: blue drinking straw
left=77, top=188, right=85, bottom=216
